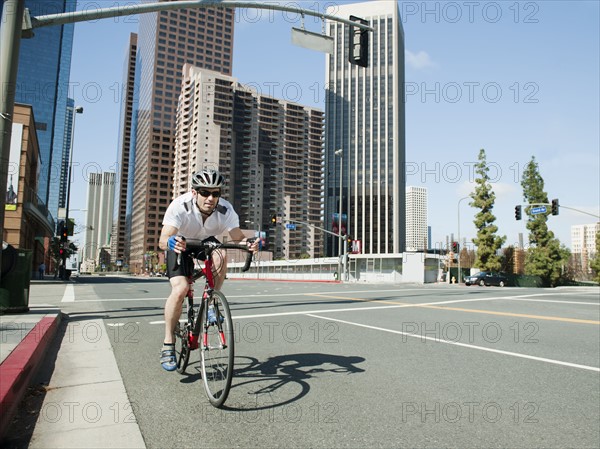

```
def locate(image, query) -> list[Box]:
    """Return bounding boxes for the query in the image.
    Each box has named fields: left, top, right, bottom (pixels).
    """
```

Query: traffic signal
left=349, top=15, right=369, bottom=68
left=515, top=205, right=522, bottom=221
left=60, top=221, right=68, bottom=242
left=271, top=214, right=277, bottom=225
left=551, top=199, right=559, bottom=216
left=451, top=241, right=459, bottom=253
left=347, top=236, right=353, bottom=253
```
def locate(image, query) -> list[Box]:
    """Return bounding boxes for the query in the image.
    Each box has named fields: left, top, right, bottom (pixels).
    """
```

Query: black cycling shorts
left=166, top=236, right=221, bottom=279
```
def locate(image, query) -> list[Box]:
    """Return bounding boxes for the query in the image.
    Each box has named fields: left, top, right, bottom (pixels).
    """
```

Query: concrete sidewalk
left=0, top=281, right=146, bottom=448
left=0, top=305, right=62, bottom=442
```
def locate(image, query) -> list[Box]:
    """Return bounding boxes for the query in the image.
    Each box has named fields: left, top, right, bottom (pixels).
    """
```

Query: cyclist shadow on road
left=216, top=353, right=366, bottom=411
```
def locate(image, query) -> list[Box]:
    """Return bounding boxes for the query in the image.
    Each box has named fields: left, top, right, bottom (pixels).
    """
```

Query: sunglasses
left=196, top=189, right=221, bottom=198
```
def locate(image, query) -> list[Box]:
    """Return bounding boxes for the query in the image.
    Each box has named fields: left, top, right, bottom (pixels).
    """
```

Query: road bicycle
left=173, top=238, right=254, bottom=407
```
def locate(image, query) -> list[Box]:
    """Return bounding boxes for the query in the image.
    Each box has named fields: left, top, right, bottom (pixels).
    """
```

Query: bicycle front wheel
left=199, top=291, right=234, bottom=407
left=174, top=321, right=190, bottom=374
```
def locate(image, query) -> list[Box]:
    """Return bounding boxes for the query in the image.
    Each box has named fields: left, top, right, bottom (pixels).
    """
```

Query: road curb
left=0, top=313, right=61, bottom=442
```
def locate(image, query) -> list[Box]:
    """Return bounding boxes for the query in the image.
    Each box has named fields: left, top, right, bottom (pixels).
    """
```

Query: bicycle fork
left=187, top=278, right=200, bottom=350
left=202, top=286, right=227, bottom=350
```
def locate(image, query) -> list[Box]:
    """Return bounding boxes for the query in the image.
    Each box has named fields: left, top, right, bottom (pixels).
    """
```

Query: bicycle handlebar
left=180, top=237, right=256, bottom=273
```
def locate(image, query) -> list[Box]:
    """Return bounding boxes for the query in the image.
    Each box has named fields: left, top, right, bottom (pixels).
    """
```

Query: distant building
left=406, top=186, right=428, bottom=251
left=128, top=6, right=235, bottom=273
left=571, top=223, right=599, bottom=273
left=173, top=65, right=324, bottom=259
left=83, top=173, right=116, bottom=267
left=324, top=0, right=406, bottom=256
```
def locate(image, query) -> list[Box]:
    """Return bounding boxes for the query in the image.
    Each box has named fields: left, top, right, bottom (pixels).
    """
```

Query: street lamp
left=457, top=195, right=470, bottom=284
left=63, top=105, right=83, bottom=274
left=334, top=149, right=344, bottom=280
left=244, top=219, right=260, bottom=279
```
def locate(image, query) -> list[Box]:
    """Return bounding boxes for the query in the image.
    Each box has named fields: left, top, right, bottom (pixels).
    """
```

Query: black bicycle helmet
left=191, top=169, right=225, bottom=189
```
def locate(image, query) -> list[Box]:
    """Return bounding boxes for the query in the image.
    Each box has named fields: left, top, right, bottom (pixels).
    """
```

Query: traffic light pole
left=457, top=196, right=469, bottom=284
left=516, top=202, right=599, bottom=220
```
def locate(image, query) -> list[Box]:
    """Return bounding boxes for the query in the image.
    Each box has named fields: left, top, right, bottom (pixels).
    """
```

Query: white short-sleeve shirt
left=162, top=192, right=239, bottom=240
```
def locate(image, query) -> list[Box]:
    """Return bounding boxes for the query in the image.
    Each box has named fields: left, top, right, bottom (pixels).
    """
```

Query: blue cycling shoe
left=207, top=306, right=217, bottom=324
left=207, top=305, right=224, bottom=325
left=160, top=346, right=177, bottom=371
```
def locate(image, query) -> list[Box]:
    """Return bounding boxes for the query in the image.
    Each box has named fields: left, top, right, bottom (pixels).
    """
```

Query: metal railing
left=23, top=186, right=55, bottom=233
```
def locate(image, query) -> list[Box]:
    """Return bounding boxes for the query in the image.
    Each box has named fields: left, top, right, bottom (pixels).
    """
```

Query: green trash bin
left=0, top=248, right=33, bottom=314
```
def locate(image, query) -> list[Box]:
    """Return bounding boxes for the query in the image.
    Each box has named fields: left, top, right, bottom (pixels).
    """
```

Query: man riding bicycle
left=158, top=168, right=259, bottom=371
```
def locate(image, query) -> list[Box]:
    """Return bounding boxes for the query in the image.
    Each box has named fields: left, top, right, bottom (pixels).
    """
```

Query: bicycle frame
left=184, top=252, right=224, bottom=351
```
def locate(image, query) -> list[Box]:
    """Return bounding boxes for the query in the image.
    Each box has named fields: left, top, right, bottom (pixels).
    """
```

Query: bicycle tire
left=174, top=321, right=190, bottom=374
left=199, top=291, right=234, bottom=407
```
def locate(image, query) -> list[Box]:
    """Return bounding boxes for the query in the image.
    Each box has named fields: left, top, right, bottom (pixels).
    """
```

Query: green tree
left=589, top=227, right=600, bottom=283
left=520, top=157, right=570, bottom=287
left=470, top=149, right=506, bottom=271
left=49, top=237, right=78, bottom=278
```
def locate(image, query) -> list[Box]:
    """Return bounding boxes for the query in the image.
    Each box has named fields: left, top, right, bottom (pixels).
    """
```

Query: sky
left=63, top=0, right=599, bottom=251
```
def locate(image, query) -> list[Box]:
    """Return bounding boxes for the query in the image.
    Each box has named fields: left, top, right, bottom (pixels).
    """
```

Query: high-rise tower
left=129, top=5, right=234, bottom=271
left=174, top=65, right=324, bottom=259
left=112, top=33, right=138, bottom=266
left=324, top=1, right=406, bottom=255
left=406, top=186, right=428, bottom=251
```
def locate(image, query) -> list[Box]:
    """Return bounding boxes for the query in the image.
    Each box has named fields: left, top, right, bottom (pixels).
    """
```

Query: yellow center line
left=417, top=305, right=600, bottom=325
left=308, top=293, right=600, bottom=325
left=308, top=293, right=407, bottom=306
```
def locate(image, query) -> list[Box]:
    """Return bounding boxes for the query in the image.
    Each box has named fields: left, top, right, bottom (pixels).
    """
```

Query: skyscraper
left=83, top=172, right=116, bottom=265
left=128, top=5, right=234, bottom=272
left=174, top=65, right=324, bottom=259
left=58, top=98, right=75, bottom=212
left=406, top=186, right=428, bottom=251
left=2, top=0, right=76, bottom=223
left=112, top=33, right=138, bottom=266
left=324, top=1, right=406, bottom=255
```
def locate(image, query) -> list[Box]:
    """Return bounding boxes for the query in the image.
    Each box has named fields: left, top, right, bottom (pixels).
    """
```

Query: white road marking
left=61, top=284, right=75, bottom=302
left=147, top=294, right=586, bottom=324
left=506, top=297, right=598, bottom=306
left=306, top=314, right=600, bottom=373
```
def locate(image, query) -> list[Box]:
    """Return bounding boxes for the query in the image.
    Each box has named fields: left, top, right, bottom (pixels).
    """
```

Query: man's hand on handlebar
left=167, top=235, right=186, bottom=254
left=246, top=237, right=260, bottom=254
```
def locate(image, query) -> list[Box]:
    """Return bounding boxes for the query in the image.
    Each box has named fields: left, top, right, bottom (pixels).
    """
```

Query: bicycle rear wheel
left=199, top=291, right=234, bottom=407
left=174, top=321, right=190, bottom=374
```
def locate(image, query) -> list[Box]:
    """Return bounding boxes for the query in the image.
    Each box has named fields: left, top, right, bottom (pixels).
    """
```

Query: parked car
left=465, top=271, right=509, bottom=287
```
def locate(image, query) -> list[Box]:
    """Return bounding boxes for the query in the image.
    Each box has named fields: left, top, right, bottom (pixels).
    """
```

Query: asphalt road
left=32, top=277, right=600, bottom=448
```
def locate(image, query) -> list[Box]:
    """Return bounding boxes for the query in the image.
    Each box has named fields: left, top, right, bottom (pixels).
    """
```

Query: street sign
left=285, top=223, right=296, bottom=230
left=531, top=206, right=547, bottom=215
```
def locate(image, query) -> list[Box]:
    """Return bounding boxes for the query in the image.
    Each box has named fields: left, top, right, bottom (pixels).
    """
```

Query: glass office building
left=2, top=0, right=76, bottom=225
left=325, top=1, right=406, bottom=255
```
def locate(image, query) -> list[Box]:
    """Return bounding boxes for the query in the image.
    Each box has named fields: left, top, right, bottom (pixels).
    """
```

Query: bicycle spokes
left=200, top=290, right=234, bottom=407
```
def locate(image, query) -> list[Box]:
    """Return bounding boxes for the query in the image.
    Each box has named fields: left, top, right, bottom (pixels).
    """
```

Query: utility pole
left=0, top=0, right=25, bottom=279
